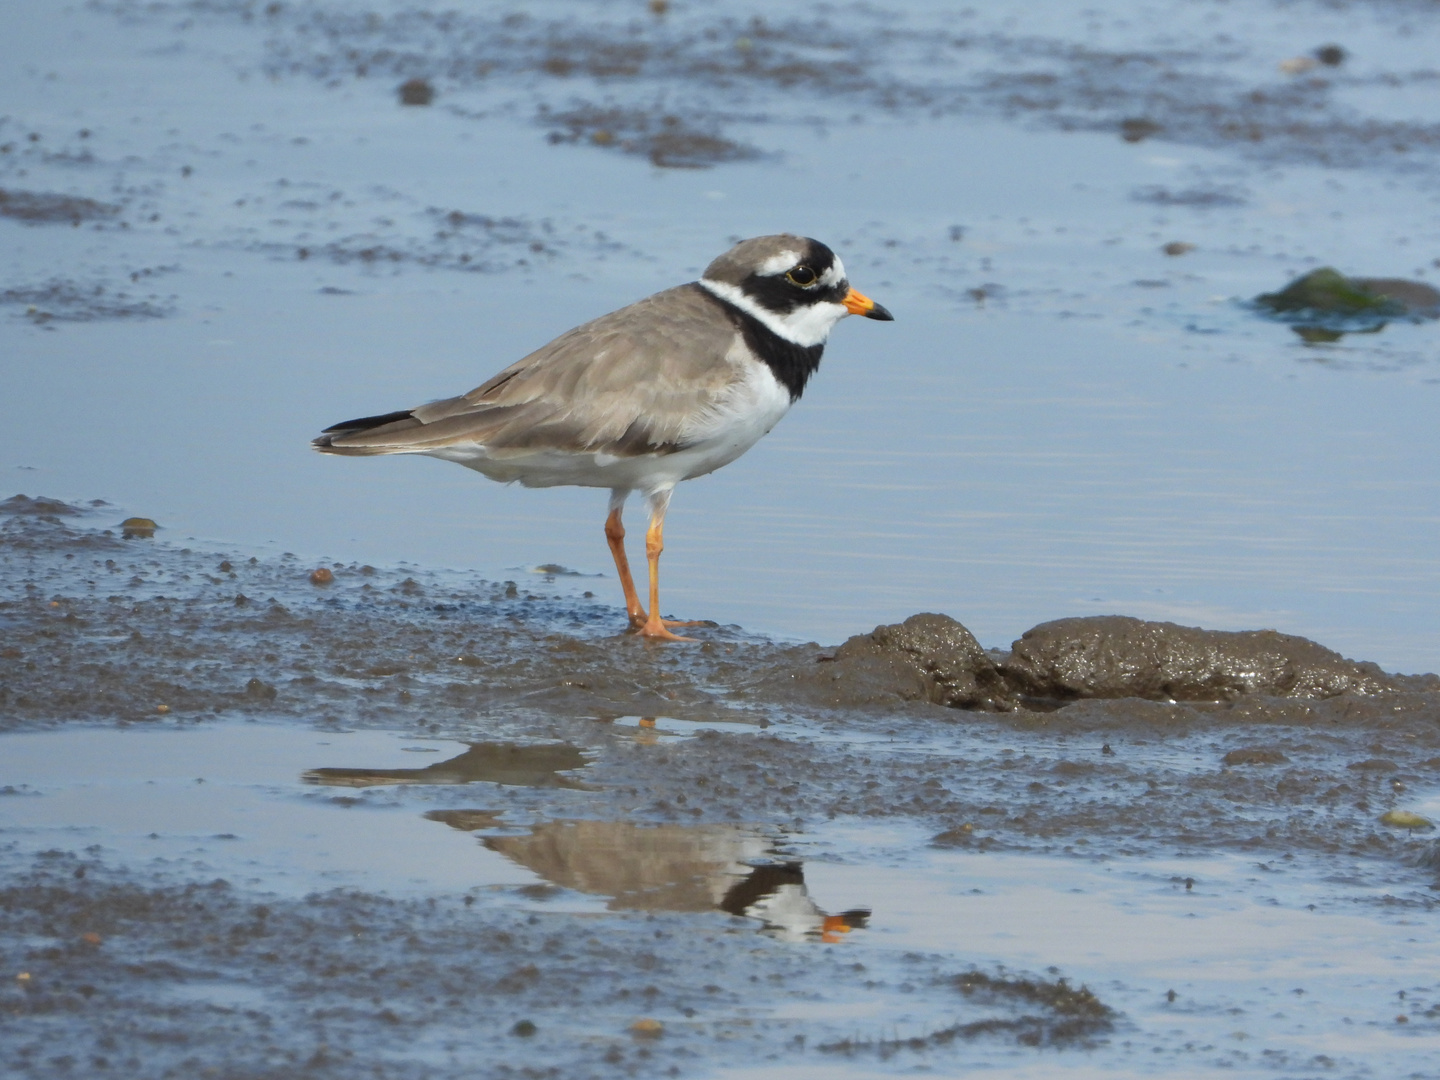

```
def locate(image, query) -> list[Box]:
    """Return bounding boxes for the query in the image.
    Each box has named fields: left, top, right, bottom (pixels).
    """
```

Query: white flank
left=698, top=278, right=848, bottom=348
left=679, top=341, right=793, bottom=446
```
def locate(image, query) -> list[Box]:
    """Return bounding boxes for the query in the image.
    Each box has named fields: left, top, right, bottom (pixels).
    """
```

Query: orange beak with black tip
left=843, top=287, right=894, bottom=321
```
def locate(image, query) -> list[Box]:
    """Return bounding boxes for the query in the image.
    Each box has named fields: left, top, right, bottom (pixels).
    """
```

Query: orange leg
left=604, top=504, right=647, bottom=628
left=637, top=490, right=707, bottom=641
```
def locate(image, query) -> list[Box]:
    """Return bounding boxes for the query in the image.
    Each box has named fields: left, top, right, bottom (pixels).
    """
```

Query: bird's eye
left=786, top=265, right=817, bottom=287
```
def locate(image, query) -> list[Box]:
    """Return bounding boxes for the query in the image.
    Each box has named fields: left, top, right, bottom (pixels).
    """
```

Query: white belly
left=427, top=359, right=793, bottom=495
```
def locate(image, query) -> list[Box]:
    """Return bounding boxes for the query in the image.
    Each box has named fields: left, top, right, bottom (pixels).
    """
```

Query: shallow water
left=3, top=0, right=1440, bottom=667
left=4, top=717, right=1438, bottom=1077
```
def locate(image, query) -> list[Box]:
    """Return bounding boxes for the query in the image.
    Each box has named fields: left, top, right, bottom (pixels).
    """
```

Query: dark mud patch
left=275, top=210, right=623, bottom=271
left=1221, top=747, right=1289, bottom=766
left=396, top=76, right=434, bottom=105
left=303, top=741, right=593, bottom=790
left=1003, top=615, right=1404, bottom=703
left=768, top=613, right=1013, bottom=712
left=765, top=612, right=1429, bottom=713
left=541, top=103, right=761, bottom=168
left=822, top=970, right=1114, bottom=1054
left=97, top=1, right=1440, bottom=170
left=0, top=279, right=173, bottom=324
left=1131, top=184, right=1249, bottom=208
left=0, top=188, right=119, bottom=226
left=0, top=495, right=106, bottom=518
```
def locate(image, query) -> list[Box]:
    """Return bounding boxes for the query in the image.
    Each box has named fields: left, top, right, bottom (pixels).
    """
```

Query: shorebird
left=313, top=234, right=892, bottom=640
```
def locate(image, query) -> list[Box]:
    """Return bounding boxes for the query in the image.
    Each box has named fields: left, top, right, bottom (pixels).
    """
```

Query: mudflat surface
left=4, top=506, right=1440, bottom=1079
left=4, top=1, right=1440, bottom=1077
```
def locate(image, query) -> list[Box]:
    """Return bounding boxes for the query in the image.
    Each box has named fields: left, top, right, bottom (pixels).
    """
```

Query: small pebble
left=156, top=704, right=170, bottom=714
left=630, top=1018, right=663, bottom=1039
left=81, top=932, right=102, bottom=945
left=511, top=1020, right=537, bottom=1037
left=310, top=567, right=335, bottom=586
left=120, top=517, right=158, bottom=539
left=398, top=78, right=434, bottom=106
left=1162, top=241, right=1196, bottom=256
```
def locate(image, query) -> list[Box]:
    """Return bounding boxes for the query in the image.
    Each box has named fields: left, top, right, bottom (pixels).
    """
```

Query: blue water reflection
left=1, top=2, right=1438, bottom=671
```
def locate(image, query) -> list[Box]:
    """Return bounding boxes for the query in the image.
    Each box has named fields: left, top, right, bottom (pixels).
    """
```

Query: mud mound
left=761, top=612, right=1422, bottom=714
left=769, top=613, right=1013, bottom=711
left=1003, top=615, right=1397, bottom=702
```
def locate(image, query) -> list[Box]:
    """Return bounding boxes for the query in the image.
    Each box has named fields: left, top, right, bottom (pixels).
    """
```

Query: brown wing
left=315, top=285, right=742, bottom=457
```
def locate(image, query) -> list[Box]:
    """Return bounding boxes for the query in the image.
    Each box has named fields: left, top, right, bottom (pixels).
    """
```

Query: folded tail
left=312, top=409, right=422, bottom=455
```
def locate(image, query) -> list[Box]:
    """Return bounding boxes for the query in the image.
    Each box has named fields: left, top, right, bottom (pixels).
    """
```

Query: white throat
left=699, top=278, right=848, bottom=348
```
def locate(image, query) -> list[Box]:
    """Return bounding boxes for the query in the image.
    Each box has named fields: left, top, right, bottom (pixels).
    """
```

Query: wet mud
left=4, top=503, right=1440, bottom=1076
left=824, top=970, right=1115, bottom=1053
left=541, top=104, right=760, bottom=170
left=95, top=0, right=1440, bottom=171
left=284, top=212, right=624, bottom=275
left=0, top=849, right=1118, bottom=1078
left=765, top=611, right=1433, bottom=711
left=0, top=188, right=119, bottom=226
left=0, top=280, right=173, bottom=325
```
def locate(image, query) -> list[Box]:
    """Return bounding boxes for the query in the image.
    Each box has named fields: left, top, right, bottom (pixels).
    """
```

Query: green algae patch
left=1255, top=267, right=1440, bottom=336
left=1254, top=268, right=1440, bottom=340
left=1256, top=268, right=1405, bottom=317
left=119, top=516, right=158, bottom=539
left=1379, top=810, right=1434, bottom=830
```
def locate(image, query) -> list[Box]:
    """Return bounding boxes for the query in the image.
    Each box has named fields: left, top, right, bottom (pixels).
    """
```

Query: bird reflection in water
left=303, top=741, right=869, bottom=941
left=471, top=819, right=869, bottom=944
left=301, top=741, right=593, bottom=789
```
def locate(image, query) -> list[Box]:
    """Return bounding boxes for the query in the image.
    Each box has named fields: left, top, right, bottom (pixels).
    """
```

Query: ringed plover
left=313, top=234, right=892, bottom=640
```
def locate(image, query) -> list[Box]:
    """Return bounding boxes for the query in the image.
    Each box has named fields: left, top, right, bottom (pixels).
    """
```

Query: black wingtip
left=320, top=408, right=417, bottom=435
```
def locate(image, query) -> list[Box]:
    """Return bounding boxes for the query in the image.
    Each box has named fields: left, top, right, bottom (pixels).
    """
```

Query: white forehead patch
left=819, top=257, right=846, bottom=288
left=756, top=250, right=802, bottom=276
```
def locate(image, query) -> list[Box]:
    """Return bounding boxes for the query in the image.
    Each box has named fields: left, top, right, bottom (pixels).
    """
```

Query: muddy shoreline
left=4, top=501, right=1440, bottom=1077
left=5, top=501, right=1438, bottom=859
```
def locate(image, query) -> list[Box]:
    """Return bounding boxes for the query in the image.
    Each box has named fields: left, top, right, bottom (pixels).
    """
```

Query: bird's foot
left=627, top=611, right=708, bottom=633
left=630, top=612, right=703, bottom=641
